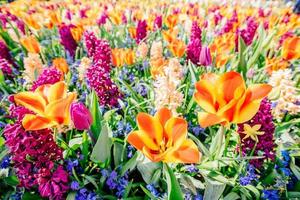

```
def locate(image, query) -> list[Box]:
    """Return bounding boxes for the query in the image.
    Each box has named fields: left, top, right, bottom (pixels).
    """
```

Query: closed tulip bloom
left=127, top=108, right=201, bottom=163
left=199, top=46, right=212, bottom=66
left=282, top=36, right=300, bottom=60
left=20, top=36, right=40, bottom=53
left=70, top=102, right=92, bottom=130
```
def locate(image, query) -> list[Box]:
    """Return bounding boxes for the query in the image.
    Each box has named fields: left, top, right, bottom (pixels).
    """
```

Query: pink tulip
left=70, top=102, right=93, bottom=130
left=199, top=46, right=212, bottom=66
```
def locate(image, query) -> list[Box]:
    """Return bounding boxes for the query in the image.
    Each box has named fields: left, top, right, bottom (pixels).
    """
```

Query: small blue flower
left=0, top=156, right=10, bottom=169
left=75, top=188, right=98, bottom=200
left=146, top=184, right=160, bottom=198
left=185, top=164, right=199, bottom=173
left=280, top=168, right=292, bottom=177
left=239, top=165, right=257, bottom=186
left=262, top=189, right=280, bottom=200
left=127, top=145, right=135, bottom=158
left=281, top=150, right=290, bottom=163
left=71, top=181, right=80, bottom=190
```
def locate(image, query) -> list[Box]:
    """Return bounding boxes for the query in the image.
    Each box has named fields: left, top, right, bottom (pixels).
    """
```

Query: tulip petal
left=194, top=80, right=217, bottom=113
left=45, top=92, right=76, bottom=124
left=164, top=117, right=187, bottom=147
left=164, top=139, right=200, bottom=163
left=155, top=107, right=172, bottom=127
left=217, top=71, right=245, bottom=103
left=48, top=81, right=67, bottom=102
left=137, top=113, right=163, bottom=146
left=14, top=92, right=46, bottom=115
left=234, top=84, right=272, bottom=123
left=198, top=112, right=225, bottom=128
left=22, top=114, right=53, bottom=130
left=127, top=131, right=145, bottom=150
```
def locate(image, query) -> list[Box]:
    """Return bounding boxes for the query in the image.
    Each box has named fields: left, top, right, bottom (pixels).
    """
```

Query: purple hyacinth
left=0, top=41, right=14, bottom=65
left=238, top=99, right=276, bottom=168
left=236, top=17, right=258, bottom=47
left=97, top=13, right=108, bottom=25
left=59, top=24, right=78, bottom=57
left=135, top=20, right=147, bottom=44
left=239, top=165, right=257, bottom=186
left=84, top=31, right=98, bottom=58
left=102, top=170, right=129, bottom=198
left=153, top=15, right=162, bottom=30
left=31, top=67, right=62, bottom=91
left=93, top=39, right=112, bottom=72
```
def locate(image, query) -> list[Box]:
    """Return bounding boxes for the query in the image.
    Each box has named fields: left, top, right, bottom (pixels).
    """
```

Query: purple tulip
left=70, top=102, right=93, bottom=130
left=198, top=46, right=212, bottom=66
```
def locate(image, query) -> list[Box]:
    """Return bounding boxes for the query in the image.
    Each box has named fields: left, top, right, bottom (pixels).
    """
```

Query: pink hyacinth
left=135, top=20, right=147, bottom=44
left=59, top=24, right=78, bottom=57
left=238, top=99, right=276, bottom=168
left=97, top=13, right=108, bottom=25
left=31, top=67, right=62, bottom=91
left=84, top=31, right=98, bottom=58
left=0, top=58, right=12, bottom=76
left=236, top=17, right=258, bottom=47
left=0, top=41, right=14, bottom=65
left=93, top=39, right=112, bottom=72
left=153, top=15, right=162, bottom=30
left=219, top=10, right=238, bottom=35
left=187, top=38, right=202, bottom=65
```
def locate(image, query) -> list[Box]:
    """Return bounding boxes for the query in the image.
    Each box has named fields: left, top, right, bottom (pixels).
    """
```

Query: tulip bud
left=199, top=46, right=212, bottom=66
left=70, top=102, right=92, bottom=130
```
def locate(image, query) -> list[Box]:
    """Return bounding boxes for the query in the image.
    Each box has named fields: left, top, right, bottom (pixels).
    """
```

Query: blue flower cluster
left=239, top=165, right=257, bottom=186
left=113, top=121, right=132, bottom=137
left=185, top=164, right=199, bottom=173
left=101, top=169, right=129, bottom=198
left=262, top=189, right=280, bottom=200
left=75, top=188, right=98, bottom=200
left=185, top=192, right=203, bottom=200
left=66, top=158, right=83, bottom=174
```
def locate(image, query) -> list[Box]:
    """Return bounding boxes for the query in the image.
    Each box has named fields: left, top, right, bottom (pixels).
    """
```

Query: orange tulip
left=168, top=39, right=186, bottom=58
left=112, top=49, right=123, bottom=67
left=265, top=57, right=289, bottom=75
left=109, top=12, right=122, bottom=25
left=24, top=14, right=41, bottom=30
left=282, top=36, right=300, bottom=60
left=20, top=36, right=41, bottom=54
left=165, top=15, right=178, bottom=29
left=162, top=28, right=178, bottom=43
left=124, top=49, right=135, bottom=65
left=49, top=11, right=61, bottom=26
left=70, top=25, right=84, bottom=42
left=194, top=72, right=272, bottom=128
left=53, top=58, right=69, bottom=74
left=127, top=108, right=201, bottom=163
left=128, top=26, right=137, bottom=39
left=14, top=81, right=76, bottom=131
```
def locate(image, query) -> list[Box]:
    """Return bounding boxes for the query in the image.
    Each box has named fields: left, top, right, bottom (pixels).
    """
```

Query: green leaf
left=224, top=192, right=240, bottom=200
left=121, top=151, right=139, bottom=175
left=0, top=70, right=4, bottom=83
left=68, top=137, right=82, bottom=150
left=4, top=175, right=19, bottom=186
left=245, top=185, right=260, bottom=199
left=82, top=131, right=89, bottom=163
left=140, top=185, right=157, bottom=199
left=290, top=161, right=300, bottom=180
left=90, top=123, right=112, bottom=163
left=22, top=192, right=43, bottom=200
left=288, top=192, right=300, bottom=198
left=113, top=142, right=124, bottom=167
left=164, top=163, right=184, bottom=200
left=89, top=90, right=102, bottom=140
left=237, top=36, right=247, bottom=78
left=203, top=177, right=226, bottom=200
left=137, top=160, right=162, bottom=184
left=0, top=136, right=5, bottom=147
left=180, top=174, right=205, bottom=194
left=66, top=192, right=77, bottom=200
left=209, top=126, right=225, bottom=159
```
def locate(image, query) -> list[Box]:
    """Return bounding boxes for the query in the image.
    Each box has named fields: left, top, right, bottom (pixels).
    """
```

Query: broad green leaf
left=290, top=161, right=300, bottom=180
left=237, top=36, right=247, bottom=78
left=89, top=90, right=102, bottom=140
left=113, top=142, right=124, bottom=167
left=121, top=151, right=139, bottom=175
left=0, top=70, right=4, bottom=83
left=245, top=185, right=260, bottom=199
left=180, top=174, right=205, bottom=194
left=22, top=192, right=43, bottom=200
left=224, top=192, right=240, bottom=200
left=288, top=192, right=300, bottom=198
left=82, top=131, right=89, bottom=163
left=68, top=137, right=82, bottom=150
left=0, top=137, right=5, bottom=147
left=137, top=159, right=162, bottom=184
left=4, top=175, right=19, bottom=186
left=164, top=163, right=184, bottom=200
left=140, top=185, right=158, bottom=199
left=209, top=126, right=225, bottom=158
left=90, top=123, right=112, bottom=163
left=203, top=177, right=226, bottom=200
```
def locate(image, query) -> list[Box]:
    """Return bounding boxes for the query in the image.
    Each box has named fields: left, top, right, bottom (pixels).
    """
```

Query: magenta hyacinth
left=135, top=20, right=147, bottom=44
left=190, top=21, right=202, bottom=41
left=0, top=58, right=12, bottom=76
left=236, top=17, right=258, bottom=47
left=199, top=46, right=212, bottom=66
left=238, top=99, right=276, bottom=168
left=0, top=40, right=14, bottom=65
left=31, top=67, right=62, bottom=91
left=187, top=38, right=202, bottom=65
left=84, top=31, right=98, bottom=58
left=59, top=24, right=78, bottom=57
left=153, top=15, right=162, bottom=30
left=93, top=39, right=112, bottom=72
left=70, top=102, right=93, bottom=130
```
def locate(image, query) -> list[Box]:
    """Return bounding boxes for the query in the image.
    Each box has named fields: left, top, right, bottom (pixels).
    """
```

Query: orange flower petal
left=164, top=139, right=200, bottom=163
left=194, top=80, right=217, bottom=113
left=127, top=131, right=145, bottom=150
left=45, top=92, right=76, bottom=124
left=282, top=37, right=300, bottom=60
left=22, top=114, right=53, bottom=131
left=154, top=107, right=172, bottom=127
left=164, top=117, right=187, bottom=147
left=14, top=92, right=46, bottom=115
left=47, top=81, right=67, bottom=102
left=128, top=130, right=159, bottom=151
left=198, top=112, right=225, bottom=128
left=137, top=112, right=163, bottom=145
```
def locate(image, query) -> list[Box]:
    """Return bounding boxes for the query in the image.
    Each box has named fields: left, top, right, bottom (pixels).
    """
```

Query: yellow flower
left=241, top=124, right=264, bottom=142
